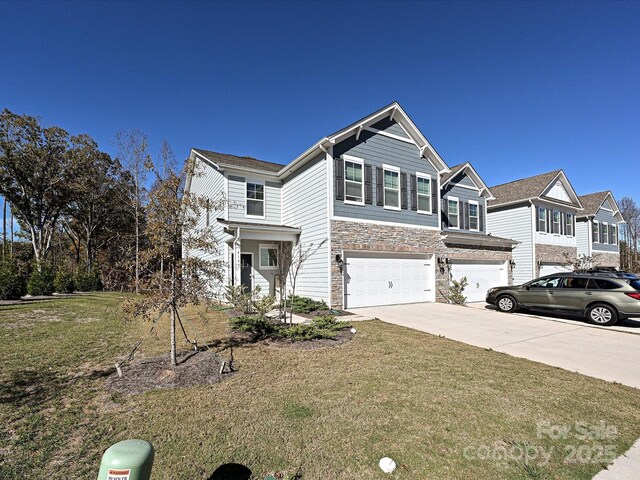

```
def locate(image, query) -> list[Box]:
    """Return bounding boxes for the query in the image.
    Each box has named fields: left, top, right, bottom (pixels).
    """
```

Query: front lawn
left=1, top=292, right=640, bottom=479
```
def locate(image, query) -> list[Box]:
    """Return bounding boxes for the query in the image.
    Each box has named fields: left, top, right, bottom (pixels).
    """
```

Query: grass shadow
left=208, top=463, right=252, bottom=480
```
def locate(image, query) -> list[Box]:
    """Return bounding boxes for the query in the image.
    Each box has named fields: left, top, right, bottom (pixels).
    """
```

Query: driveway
left=349, top=302, right=640, bottom=389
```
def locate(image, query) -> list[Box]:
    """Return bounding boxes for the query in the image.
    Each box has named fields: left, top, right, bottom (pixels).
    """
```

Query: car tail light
left=625, top=292, right=640, bottom=300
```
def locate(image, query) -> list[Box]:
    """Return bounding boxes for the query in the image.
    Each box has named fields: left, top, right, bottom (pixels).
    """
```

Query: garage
left=449, top=260, right=509, bottom=303
left=539, top=263, right=572, bottom=277
left=343, top=252, right=435, bottom=308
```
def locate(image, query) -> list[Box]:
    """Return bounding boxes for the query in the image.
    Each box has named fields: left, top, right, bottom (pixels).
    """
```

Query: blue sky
left=1, top=0, right=639, bottom=200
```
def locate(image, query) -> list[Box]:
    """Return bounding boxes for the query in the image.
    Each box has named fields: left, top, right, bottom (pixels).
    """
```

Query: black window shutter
left=442, top=208, right=449, bottom=228
left=479, top=203, right=485, bottom=231
left=410, top=174, right=417, bottom=211
left=376, top=167, right=383, bottom=206
left=431, top=178, right=437, bottom=214
left=600, top=225, right=604, bottom=243
left=561, top=212, right=565, bottom=235
left=335, top=158, right=344, bottom=201
left=464, top=202, right=470, bottom=230
left=547, top=209, right=551, bottom=233
left=458, top=201, right=463, bottom=229
left=400, top=173, right=407, bottom=210
left=364, top=164, right=373, bottom=204
left=535, top=207, right=540, bottom=232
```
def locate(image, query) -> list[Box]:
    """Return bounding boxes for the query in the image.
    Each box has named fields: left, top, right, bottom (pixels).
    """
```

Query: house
left=576, top=191, right=624, bottom=268
left=486, top=170, right=583, bottom=284
left=184, top=102, right=517, bottom=308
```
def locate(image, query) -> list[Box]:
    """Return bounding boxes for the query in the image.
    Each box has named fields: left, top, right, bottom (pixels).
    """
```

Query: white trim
left=593, top=220, right=600, bottom=244
left=416, top=172, right=432, bottom=215
left=530, top=202, right=537, bottom=279
left=343, top=155, right=365, bottom=206
left=326, top=148, right=334, bottom=307
left=363, top=126, right=414, bottom=144
left=447, top=196, right=460, bottom=229
left=224, top=173, right=230, bottom=220
left=259, top=243, right=279, bottom=270
left=331, top=215, right=441, bottom=231
left=552, top=210, right=561, bottom=235
left=602, top=222, right=609, bottom=244
left=452, top=183, right=480, bottom=192
left=382, top=164, right=401, bottom=211
left=538, top=206, right=547, bottom=233
left=245, top=179, right=266, bottom=219
left=469, top=200, right=480, bottom=232
left=565, top=212, right=575, bottom=237
left=611, top=224, right=618, bottom=245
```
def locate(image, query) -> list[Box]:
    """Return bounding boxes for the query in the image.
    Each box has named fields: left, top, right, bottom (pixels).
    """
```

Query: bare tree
left=620, top=197, right=639, bottom=271
left=115, top=129, right=149, bottom=293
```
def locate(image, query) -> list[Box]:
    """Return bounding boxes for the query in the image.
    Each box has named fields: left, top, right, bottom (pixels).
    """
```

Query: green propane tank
left=97, top=439, right=154, bottom=480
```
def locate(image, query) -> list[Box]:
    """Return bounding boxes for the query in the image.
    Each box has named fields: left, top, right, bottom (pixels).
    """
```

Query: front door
left=240, top=253, right=253, bottom=293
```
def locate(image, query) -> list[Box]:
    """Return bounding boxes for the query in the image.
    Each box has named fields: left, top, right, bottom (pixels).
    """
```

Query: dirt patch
left=105, top=350, right=232, bottom=395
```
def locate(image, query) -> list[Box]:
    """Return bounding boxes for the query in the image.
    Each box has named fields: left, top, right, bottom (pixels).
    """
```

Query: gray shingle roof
left=489, top=170, right=562, bottom=207
left=440, top=163, right=466, bottom=184
left=193, top=148, right=284, bottom=173
left=577, top=191, right=612, bottom=217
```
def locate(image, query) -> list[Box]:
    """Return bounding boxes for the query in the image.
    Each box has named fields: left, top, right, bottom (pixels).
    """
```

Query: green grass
left=2, top=293, right=640, bottom=479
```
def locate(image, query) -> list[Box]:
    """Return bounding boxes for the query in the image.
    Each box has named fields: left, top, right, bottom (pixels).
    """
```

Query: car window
left=630, top=280, right=640, bottom=291
left=529, top=277, right=562, bottom=288
left=562, top=277, right=589, bottom=289
left=588, top=278, right=623, bottom=290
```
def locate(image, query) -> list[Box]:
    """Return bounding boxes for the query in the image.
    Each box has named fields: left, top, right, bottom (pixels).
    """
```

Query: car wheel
left=586, top=303, right=618, bottom=326
left=497, top=295, right=517, bottom=313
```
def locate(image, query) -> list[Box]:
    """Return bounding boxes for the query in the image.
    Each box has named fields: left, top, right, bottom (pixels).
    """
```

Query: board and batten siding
left=282, top=154, right=329, bottom=302
left=187, top=159, right=229, bottom=293
left=576, top=219, right=590, bottom=257
left=487, top=204, right=534, bottom=285
left=227, top=174, right=282, bottom=224
left=332, top=126, right=439, bottom=228
left=592, top=208, right=619, bottom=253
left=441, top=183, right=486, bottom=234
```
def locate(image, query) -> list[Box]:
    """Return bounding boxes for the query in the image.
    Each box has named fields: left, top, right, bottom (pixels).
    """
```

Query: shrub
left=0, top=261, right=26, bottom=300
left=447, top=276, right=468, bottom=305
left=288, top=295, right=328, bottom=314
left=312, top=314, right=349, bottom=332
left=27, top=266, right=54, bottom=296
left=224, top=284, right=253, bottom=313
left=277, top=323, right=335, bottom=341
left=54, top=269, right=75, bottom=294
left=75, top=269, right=102, bottom=292
left=251, top=293, right=276, bottom=318
left=229, top=315, right=276, bottom=339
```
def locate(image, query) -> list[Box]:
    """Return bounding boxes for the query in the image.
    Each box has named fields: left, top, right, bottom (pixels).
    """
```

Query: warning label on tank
left=107, top=469, right=131, bottom=480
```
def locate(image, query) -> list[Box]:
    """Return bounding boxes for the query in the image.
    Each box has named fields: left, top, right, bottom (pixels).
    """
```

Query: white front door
left=449, top=260, right=509, bottom=303
left=344, top=252, right=434, bottom=308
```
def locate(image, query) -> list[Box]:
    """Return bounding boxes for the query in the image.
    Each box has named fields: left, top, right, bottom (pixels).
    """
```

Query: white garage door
left=344, top=252, right=434, bottom=308
left=539, top=263, right=571, bottom=277
left=450, top=261, right=509, bottom=303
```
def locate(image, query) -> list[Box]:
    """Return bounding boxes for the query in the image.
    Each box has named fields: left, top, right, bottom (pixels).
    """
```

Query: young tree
left=620, top=197, right=639, bottom=271
left=0, top=109, right=77, bottom=269
left=122, top=153, right=224, bottom=366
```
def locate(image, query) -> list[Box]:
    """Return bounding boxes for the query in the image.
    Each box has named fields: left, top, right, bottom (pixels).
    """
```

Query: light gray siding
left=487, top=204, right=534, bottom=284
left=441, top=182, right=486, bottom=234
left=332, top=127, right=439, bottom=228
left=375, top=118, right=410, bottom=139
left=227, top=174, right=282, bottom=224
left=239, top=240, right=278, bottom=296
left=576, top=218, right=590, bottom=257
left=593, top=208, right=619, bottom=253
left=282, top=154, right=329, bottom=302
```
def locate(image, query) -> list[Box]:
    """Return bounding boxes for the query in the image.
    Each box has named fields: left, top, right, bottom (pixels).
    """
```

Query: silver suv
left=486, top=273, right=640, bottom=326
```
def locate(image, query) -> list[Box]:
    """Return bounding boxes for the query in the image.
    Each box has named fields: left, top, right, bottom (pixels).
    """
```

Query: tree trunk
left=170, top=303, right=177, bottom=366
left=135, top=202, right=140, bottom=294
left=2, top=198, right=6, bottom=261
left=10, top=212, right=13, bottom=258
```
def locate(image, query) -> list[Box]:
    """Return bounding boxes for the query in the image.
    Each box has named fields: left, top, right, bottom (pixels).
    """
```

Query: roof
left=440, top=163, right=466, bottom=184
left=577, top=191, right=624, bottom=222
left=489, top=170, right=562, bottom=207
left=440, top=162, right=495, bottom=200
left=193, top=148, right=284, bottom=174
left=217, top=218, right=301, bottom=233
left=441, top=232, right=519, bottom=248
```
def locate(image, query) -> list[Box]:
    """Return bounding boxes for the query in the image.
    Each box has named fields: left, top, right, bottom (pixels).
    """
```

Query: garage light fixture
left=509, top=260, right=516, bottom=269
left=335, top=254, right=344, bottom=273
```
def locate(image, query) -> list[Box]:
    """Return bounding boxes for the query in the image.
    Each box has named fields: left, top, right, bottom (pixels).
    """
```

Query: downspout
left=232, top=227, right=241, bottom=286
left=529, top=199, right=536, bottom=280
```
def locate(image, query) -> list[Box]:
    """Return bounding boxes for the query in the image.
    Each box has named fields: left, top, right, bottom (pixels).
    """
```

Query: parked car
left=486, top=273, right=640, bottom=326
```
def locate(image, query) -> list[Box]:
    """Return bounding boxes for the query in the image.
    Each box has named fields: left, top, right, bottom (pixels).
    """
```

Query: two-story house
left=576, top=191, right=624, bottom=268
left=486, top=170, right=584, bottom=284
left=185, top=102, right=517, bottom=308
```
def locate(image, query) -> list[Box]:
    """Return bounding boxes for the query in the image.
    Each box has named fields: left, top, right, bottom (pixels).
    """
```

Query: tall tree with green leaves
left=0, top=109, right=77, bottom=269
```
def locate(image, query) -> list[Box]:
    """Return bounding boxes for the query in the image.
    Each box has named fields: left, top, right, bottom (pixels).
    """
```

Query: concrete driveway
left=349, top=302, right=640, bottom=389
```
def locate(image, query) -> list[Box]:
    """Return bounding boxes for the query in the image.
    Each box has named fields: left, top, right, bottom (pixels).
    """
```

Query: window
left=552, top=211, right=561, bottom=234
left=383, top=167, right=400, bottom=209
left=602, top=223, right=609, bottom=244
left=565, top=213, right=574, bottom=236
left=448, top=198, right=459, bottom=228
left=592, top=221, right=600, bottom=243
left=562, top=277, right=589, bottom=289
left=538, top=207, right=547, bottom=232
left=589, top=278, right=622, bottom=290
left=469, top=202, right=479, bottom=230
left=259, top=244, right=278, bottom=269
left=611, top=224, right=617, bottom=245
left=416, top=175, right=431, bottom=213
left=344, top=159, right=363, bottom=204
left=246, top=182, right=265, bottom=217
left=529, top=277, right=562, bottom=288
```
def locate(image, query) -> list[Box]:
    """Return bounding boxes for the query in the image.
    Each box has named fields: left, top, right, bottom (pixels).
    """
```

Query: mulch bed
left=105, top=350, right=233, bottom=395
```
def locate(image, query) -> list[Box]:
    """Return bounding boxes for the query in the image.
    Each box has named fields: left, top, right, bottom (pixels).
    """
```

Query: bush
left=287, top=295, right=328, bottom=314
left=276, top=323, right=332, bottom=340
left=75, top=269, right=102, bottom=292
left=224, top=284, right=253, bottom=313
left=447, top=276, right=468, bottom=305
left=0, top=261, right=26, bottom=300
left=27, top=266, right=54, bottom=296
left=312, top=314, right=349, bottom=332
left=229, top=315, right=276, bottom=339
left=54, top=269, right=75, bottom=294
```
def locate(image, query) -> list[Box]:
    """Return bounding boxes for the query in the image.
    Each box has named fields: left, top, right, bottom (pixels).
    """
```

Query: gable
left=542, top=180, right=571, bottom=203
left=368, top=118, right=411, bottom=140
left=453, top=172, right=478, bottom=189
left=601, top=198, right=614, bottom=211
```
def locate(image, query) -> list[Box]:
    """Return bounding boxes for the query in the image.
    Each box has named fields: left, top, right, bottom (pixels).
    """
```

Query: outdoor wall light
left=335, top=254, right=344, bottom=273
left=509, top=260, right=516, bottom=268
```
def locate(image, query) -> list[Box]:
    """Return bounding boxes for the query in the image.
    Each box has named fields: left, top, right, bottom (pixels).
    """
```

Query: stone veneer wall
left=535, top=243, right=577, bottom=276
left=330, top=220, right=513, bottom=308
left=592, top=251, right=620, bottom=268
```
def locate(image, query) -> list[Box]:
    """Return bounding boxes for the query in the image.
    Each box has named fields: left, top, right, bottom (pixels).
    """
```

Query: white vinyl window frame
left=611, top=224, right=618, bottom=245
left=343, top=155, right=364, bottom=206
left=246, top=180, right=266, bottom=219
left=447, top=196, right=460, bottom=229
left=259, top=243, right=278, bottom=270
left=565, top=213, right=574, bottom=237
left=383, top=164, right=401, bottom=211
left=538, top=207, right=547, bottom=232
left=602, top=222, right=609, bottom=244
left=592, top=220, right=600, bottom=243
left=552, top=210, right=561, bottom=234
left=469, top=200, right=479, bottom=231
left=416, top=172, right=432, bottom=215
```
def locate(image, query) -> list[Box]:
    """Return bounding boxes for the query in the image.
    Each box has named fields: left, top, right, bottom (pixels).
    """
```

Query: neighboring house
left=486, top=170, right=583, bottom=284
left=576, top=191, right=624, bottom=268
left=185, top=102, right=517, bottom=309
